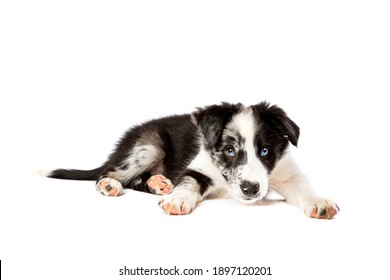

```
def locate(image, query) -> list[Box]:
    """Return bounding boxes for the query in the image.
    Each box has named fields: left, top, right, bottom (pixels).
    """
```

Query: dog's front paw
left=158, top=191, right=197, bottom=215
left=96, top=177, right=123, bottom=196
left=304, top=199, right=340, bottom=219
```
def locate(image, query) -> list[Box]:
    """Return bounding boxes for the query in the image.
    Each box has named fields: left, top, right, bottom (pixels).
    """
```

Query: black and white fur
left=46, top=102, right=339, bottom=218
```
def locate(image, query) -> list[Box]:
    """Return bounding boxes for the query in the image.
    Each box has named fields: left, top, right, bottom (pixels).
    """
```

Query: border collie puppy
left=46, top=102, right=339, bottom=219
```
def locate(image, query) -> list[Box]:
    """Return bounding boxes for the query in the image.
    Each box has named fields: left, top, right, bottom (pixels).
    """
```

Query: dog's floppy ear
left=252, top=102, right=300, bottom=146
left=192, top=102, right=243, bottom=148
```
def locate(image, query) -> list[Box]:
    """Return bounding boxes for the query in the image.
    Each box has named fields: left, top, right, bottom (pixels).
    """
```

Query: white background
left=1, top=1, right=389, bottom=279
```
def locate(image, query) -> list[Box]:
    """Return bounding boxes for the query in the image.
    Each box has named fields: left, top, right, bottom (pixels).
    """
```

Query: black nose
left=240, top=181, right=260, bottom=197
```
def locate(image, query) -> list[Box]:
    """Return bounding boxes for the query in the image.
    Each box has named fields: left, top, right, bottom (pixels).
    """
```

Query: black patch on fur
left=250, top=102, right=300, bottom=172
left=181, top=169, right=212, bottom=196
left=49, top=167, right=105, bottom=181
left=251, top=102, right=300, bottom=146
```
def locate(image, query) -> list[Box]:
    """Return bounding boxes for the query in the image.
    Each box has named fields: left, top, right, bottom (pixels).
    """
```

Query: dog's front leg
left=269, top=153, right=340, bottom=219
left=158, top=175, right=202, bottom=215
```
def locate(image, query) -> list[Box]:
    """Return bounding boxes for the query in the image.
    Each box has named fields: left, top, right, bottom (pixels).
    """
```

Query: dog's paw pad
left=96, top=177, right=123, bottom=196
left=158, top=193, right=195, bottom=215
left=306, top=199, right=340, bottom=219
left=147, top=174, right=174, bottom=195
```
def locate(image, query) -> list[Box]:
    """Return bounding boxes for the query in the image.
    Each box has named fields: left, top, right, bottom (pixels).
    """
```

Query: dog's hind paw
left=158, top=190, right=197, bottom=215
left=147, top=174, right=174, bottom=195
left=304, top=199, right=340, bottom=219
left=96, top=177, right=123, bottom=196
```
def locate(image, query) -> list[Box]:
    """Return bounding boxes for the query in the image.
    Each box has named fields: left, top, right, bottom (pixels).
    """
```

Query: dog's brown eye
left=224, top=146, right=236, bottom=157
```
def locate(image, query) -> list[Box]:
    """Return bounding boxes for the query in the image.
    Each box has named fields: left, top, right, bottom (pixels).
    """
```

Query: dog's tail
left=36, top=166, right=105, bottom=181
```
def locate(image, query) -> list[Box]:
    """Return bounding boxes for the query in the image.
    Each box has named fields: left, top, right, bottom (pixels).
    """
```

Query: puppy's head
left=193, top=102, right=299, bottom=203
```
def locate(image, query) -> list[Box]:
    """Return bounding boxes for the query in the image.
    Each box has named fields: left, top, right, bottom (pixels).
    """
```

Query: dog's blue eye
left=260, top=148, right=269, bottom=157
left=224, top=147, right=236, bottom=157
